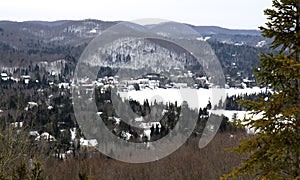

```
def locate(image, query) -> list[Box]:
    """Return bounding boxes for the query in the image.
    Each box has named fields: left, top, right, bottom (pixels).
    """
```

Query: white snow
left=210, top=110, right=263, bottom=121
left=139, top=122, right=161, bottom=129
left=11, top=121, right=24, bottom=128
left=70, top=128, right=76, bottom=141
left=134, top=116, right=144, bottom=122
left=143, top=129, right=152, bottom=140
left=96, top=112, right=103, bottom=115
left=80, top=138, right=98, bottom=147
left=120, top=131, right=132, bottom=140
left=118, top=87, right=267, bottom=110
left=196, top=36, right=211, bottom=41
left=225, top=87, right=268, bottom=97
left=35, top=132, right=56, bottom=141
left=29, top=131, right=39, bottom=136
left=256, top=40, right=266, bottom=47
left=114, top=117, right=121, bottom=125
left=28, top=102, right=38, bottom=108
left=1, top=73, right=8, bottom=81
left=89, top=29, right=97, bottom=33
left=58, top=83, right=70, bottom=89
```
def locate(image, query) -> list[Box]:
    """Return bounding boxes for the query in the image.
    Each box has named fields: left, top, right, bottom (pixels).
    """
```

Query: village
left=0, top=62, right=261, bottom=161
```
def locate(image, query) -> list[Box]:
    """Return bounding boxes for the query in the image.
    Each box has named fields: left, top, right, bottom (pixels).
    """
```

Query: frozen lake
left=118, top=87, right=267, bottom=110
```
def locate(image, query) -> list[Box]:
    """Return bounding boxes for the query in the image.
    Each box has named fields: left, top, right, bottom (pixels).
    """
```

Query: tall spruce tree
left=223, top=0, right=300, bottom=179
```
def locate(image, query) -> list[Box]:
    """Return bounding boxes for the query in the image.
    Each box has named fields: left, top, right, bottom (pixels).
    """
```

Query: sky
left=0, top=0, right=272, bottom=29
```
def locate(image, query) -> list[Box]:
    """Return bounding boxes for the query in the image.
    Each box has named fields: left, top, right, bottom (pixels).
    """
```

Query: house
left=139, top=122, right=161, bottom=141
left=58, top=83, right=70, bottom=89
left=11, top=121, right=24, bottom=128
left=149, top=80, right=159, bottom=89
left=120, top=131, right=132, bottom=140
left=28, top=102, right=38, bottom=108
left=21, top=75, right=31, bottom=84
left=29, top=131, right=39, bottom=137
left=137, top=78, right=149, bottom=84
left=70, top=128, right=76, bottom=141
left=139, top=122, right=161, bottom=129
left=242, top=78, right=256, bottom=87
left=35, top=132, right=56, bottom=141
left=1, top=72, right=8, bottom=81
left=80, top=138, right=98, bottom=148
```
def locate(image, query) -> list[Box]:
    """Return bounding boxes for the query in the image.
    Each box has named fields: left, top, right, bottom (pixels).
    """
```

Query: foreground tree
left=0, top=121, right=47, bottom=179
left=223, top=0, right=300, bottom=179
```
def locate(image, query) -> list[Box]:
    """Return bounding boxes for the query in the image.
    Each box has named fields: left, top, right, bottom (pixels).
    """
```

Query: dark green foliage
left=133, top=83, right=140, bottom=91
left=224, top=1, right=300, bottom=179
left=261, top=0, right=300, bottom=54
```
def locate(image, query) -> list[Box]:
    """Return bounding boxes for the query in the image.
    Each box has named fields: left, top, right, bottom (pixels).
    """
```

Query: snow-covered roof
left=21, top=75, right=31, bottom=79
left=143, top=129, right=151, bottom=140
left=28, top=102, right=38, bottom=108
left=243, top=79, right=255, bottom=83
left=113, top=117, right=121, bottom=125
left=139, top=122, right=161, bottom=129
left=58, top=83, right=70, bottom=89
left=96, top=112, right=103, bottom=115
left=120, top=131, right=132, bottom=140
left=29, top=131, right=39, bottom=136
left=134, top=117, right=144, bottom=122
left=70, top=128, right=76, bottom=141
left=35, top=132, right=56, bottom=141
left=80, top=138, right=98, bottom=147
left=11, top=121, right=24, bottom=128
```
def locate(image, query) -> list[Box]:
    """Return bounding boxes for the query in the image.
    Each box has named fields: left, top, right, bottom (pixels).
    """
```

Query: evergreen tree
left=223, top=0, right=300, bottom=179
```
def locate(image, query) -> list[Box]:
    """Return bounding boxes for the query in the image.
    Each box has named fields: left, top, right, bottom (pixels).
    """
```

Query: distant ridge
left=24, top=20, right=71, bottom=27
left=0, top=19, right=267, bottom=53
left=187, top=25, right=261, bottom=36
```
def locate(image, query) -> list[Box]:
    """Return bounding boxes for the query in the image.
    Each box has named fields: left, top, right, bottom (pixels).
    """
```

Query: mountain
left=24, top=20, right=71, bottom=27
left=0, top=19, right=116, bottom=52
left=189, top=25, right=269, bottom=47
left=189, top=25, right=260, bottom=36
left=0, top=19, right=269, bottom=51
left=0, top=19, right=270, bottom=86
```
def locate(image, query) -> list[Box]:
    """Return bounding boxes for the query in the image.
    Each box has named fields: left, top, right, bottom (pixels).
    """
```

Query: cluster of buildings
left=73, top=71, right=211, bottom=93
left=1, top=72, right=32, bottom=84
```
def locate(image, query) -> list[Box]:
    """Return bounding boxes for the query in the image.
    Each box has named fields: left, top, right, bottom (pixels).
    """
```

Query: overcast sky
left=1, top=0, right=272, bottom=29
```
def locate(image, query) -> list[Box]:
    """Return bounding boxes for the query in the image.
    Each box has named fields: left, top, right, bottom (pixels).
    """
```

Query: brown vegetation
left=44, top=130, right=246, bottom=180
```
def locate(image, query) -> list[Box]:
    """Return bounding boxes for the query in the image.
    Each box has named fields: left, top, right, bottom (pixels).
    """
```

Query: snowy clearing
left=118, top=87, right=267, bottom=110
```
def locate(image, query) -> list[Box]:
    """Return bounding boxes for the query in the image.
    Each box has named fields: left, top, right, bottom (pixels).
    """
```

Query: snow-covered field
left=210, top=110, right=263, bottom=121
left=118, top=87, right=267, bottom=110
left=117, top=87, right=267, bottom=123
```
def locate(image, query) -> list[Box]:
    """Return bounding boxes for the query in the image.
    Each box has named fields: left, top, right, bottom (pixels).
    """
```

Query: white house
left=28, top=102, right=38, bottom=109
left=21, top=75, right=31, bottom=84
left=1, top=72, right=8, bottom=81
left=139, top=122, right=161, bottom=141
left=80, top=138, right=98, bottom=148
left=35, top=132, right=56, bottom=141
